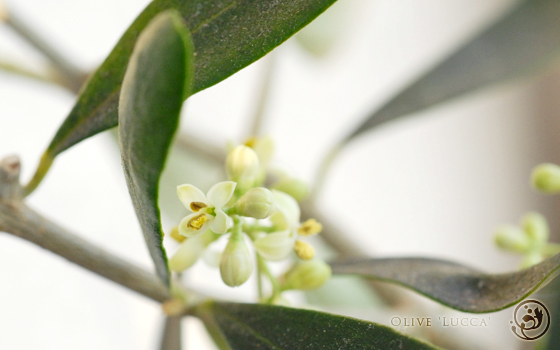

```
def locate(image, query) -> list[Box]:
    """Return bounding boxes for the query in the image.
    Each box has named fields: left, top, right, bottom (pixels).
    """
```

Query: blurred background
left=1, top=0, right=559, bottom=348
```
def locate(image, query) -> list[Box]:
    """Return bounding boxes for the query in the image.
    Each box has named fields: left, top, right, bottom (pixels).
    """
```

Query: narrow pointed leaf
left=347, top=0, right=560, bottom=141
left=193, top=302, right=441, bottom=350
left=119, top=11, right=195, bottom=286
left=25, top=0, right=338, bottom=194
left=330, top=254, right=560, bottom=313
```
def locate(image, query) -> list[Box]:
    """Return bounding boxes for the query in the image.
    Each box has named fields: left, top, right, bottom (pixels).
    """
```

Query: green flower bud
left=220, top=230, right=253, bottom=287
left=532, top=163, right=560, bottom=193
left=234, top=187, right=276, bottom=219
left=520, top=251, right=544, bottom=269
left=521, top=212, right=549, bottom=244
left=226, top=145, right=259, bottom=185
left=494, top=225, right=531, bottom=253
left=272, top=178, right=309, bottom=201
left=281, top=260, right=331, bottom=291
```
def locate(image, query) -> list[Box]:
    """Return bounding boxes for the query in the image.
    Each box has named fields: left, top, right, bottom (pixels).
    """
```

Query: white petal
left=207, top=181, right=236, bottom=208
left=169, top=238, right=205, bottom=272
left=179, top=213, right=210, bottom=238
left=271, top=190, right=300, bottom=228
left=210, top=209, right=233, bottom=234
left=177, top=184, right=207, bottom=210
left=202, top=248, right=222, bottom=268
left=254, top=230, right=295, bottom=261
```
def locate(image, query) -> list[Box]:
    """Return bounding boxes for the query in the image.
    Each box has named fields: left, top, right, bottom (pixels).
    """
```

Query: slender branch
left=175, top=132, right=225, bottom=165
left=160, top=316, right=182, bottom=350
left=2, top=4, right=87, bottom=93
left=0, top=156, right=170, bottom=303
left=248, top=53, right=276, bottom=138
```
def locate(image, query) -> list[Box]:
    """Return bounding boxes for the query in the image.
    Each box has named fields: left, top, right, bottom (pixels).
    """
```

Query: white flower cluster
left=168, top=138, right=331, bottom=295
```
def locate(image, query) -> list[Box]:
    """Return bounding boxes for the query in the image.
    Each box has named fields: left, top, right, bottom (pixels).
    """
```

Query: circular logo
left=510, top=300, right=550, bottom=340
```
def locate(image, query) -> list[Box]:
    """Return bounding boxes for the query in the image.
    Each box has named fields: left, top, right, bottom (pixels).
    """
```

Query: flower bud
left=226, top=145, right=259, bottom=184
left=254, top=230, right=294, bottom=261
left=169, top=236, right=205, bottom=272
left=272, top=178, right=309, bottom=202
left=281, top=260, right=331, bottom=291
left=234, top=187, right=276, bottom=219
left=532, top=163, right=560, bottom=193
left=520, top=252, right=543, bottom=269
left=220, top=231, right=253, bottom=287
left=293, top=240, right=315, bottom=260
left=521, top=212, right=549, bottom=243
left=494, top=225, right=531, bottom=253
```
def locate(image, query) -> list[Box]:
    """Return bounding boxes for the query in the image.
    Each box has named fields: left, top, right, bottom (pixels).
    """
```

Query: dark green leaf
left=193, top=302, right=441, bottom=350
left=24, top=0, right=337, bottom=195
left=346, top=0, right=560, bottom=141
left=118, top=11, right=195, bottom=286
left=330, top=254, right=560, bottom=313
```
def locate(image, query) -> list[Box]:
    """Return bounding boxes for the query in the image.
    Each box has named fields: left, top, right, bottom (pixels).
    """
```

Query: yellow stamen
left=294, top=240, right=315, bottom=260
left=190, top=201, right=207, bottom=212
left=187, top=214, right=207, bottom=230
left=169, top=226, right=186, bottom=242
left=298, top=219, right=322, bottom=236
left=244, top=136, right=257, bottom=148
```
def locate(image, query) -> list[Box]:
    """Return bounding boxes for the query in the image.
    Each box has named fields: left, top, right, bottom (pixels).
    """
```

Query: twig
left=248, top=53, right=276, bottom=138
left=2, top=4, right=87, bottom=93
left=175, top=132, right=225, bottom=165
left=0, top=156, right=170, bottom=302
left=160, top=316, right=182, bottom=350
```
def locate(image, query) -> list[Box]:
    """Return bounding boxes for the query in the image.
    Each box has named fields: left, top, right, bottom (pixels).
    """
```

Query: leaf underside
left=196, top=302, right=442, bottom=350
left=330, top=254, right=560, bottom=313
left=347, top=0, right=560, bottom=141
left=118, top=11, right=194, bottom=286
left=47, top=0, right=337, bottom=157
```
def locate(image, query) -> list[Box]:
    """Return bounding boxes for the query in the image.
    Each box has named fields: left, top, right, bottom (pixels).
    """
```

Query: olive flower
left=254, top=190, right=322, bottom=261
left=177, top=181, right=236, bottom=237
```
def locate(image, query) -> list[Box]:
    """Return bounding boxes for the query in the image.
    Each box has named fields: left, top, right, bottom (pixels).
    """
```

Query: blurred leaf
left=305, top=275, right=381, bottom=309
left=330, top=254, right=560, bottom=313
left=347, top=0, right=560, bottom=141
left=119, top=11, right=195, bottom=286
left=193, top=302, right=441, bottom=349
left=25, top=0, right=338, bottom=194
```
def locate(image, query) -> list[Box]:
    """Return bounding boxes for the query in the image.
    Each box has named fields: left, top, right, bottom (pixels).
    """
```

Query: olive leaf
left=118, top=11, right=195, bottom=286
left=24, top=0, right=338, bottom=195
left=193, top=302, right=442, bottom=350
left=346, top=0, right=560, bottom=141
left=330, top=254, right=560, bottom=313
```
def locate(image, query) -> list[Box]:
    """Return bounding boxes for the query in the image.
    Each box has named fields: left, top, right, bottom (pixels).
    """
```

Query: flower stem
left=257, top=255, right=280, bottom=300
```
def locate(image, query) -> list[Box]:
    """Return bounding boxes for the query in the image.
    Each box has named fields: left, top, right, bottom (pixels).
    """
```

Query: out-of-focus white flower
left=254, top=190, right=322, bottom=261
left=226, top=145, right=259, bottom=186
left=177, top=181, right=236, bottom=237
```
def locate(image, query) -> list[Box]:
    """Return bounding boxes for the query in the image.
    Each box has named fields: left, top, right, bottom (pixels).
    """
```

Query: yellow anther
left=298, top=219, right=322, bottom=236
left=169, top=226, right=186, bottom=242
left=294, top=240, right=315, bottom=260
left=187, top=214, right=207, bottom=230
left=244, top=136, right=257, bottom=148
left=190, top=201, right=207, bottom=212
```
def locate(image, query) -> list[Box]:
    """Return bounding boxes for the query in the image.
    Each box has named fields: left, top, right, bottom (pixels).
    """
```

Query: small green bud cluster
left=168, top=136, right=330, bottom=300
left=532, top=163, right=560, bottom=194
left=494, top=212, right=559, bottom=268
